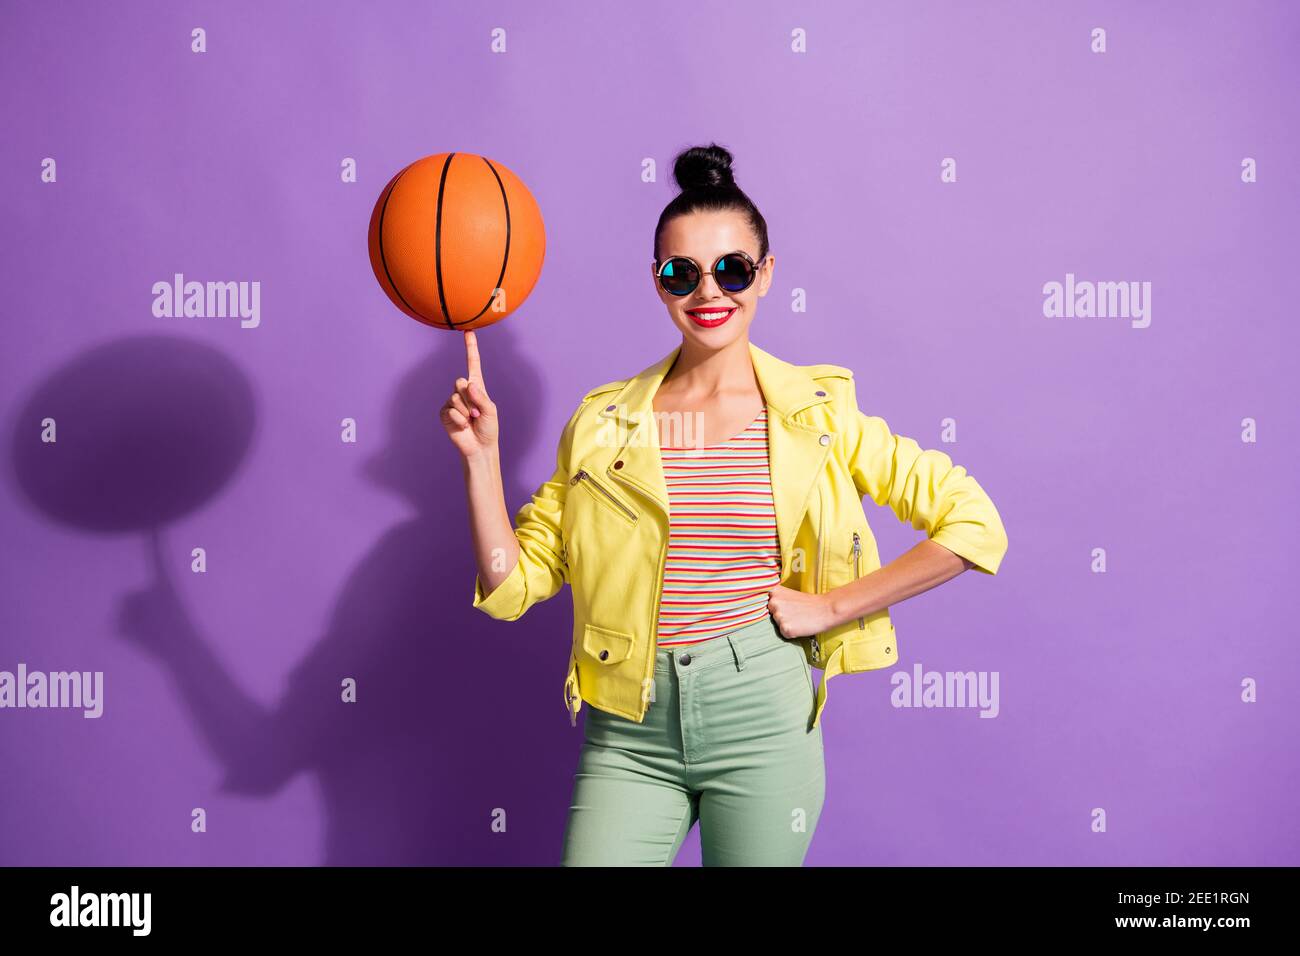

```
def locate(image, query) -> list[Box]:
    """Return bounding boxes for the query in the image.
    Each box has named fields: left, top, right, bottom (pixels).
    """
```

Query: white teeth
left=690, top=308, right=734, bottom=318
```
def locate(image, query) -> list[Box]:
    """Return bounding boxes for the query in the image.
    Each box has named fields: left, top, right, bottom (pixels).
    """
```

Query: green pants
left=561, top=613, right=826, bottom=866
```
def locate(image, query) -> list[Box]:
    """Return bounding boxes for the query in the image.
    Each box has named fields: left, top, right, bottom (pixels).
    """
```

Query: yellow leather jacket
left=472, top=340, right=1008, bottom=728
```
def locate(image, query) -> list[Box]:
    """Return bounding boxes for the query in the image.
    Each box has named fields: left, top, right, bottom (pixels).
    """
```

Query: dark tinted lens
left=715, top=254, right=756, bottom=292
left=659, top=257, right=700, bottom=295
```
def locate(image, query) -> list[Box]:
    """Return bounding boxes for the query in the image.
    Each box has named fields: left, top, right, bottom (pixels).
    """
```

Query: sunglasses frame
left=652, top=250, right=769, bottom=297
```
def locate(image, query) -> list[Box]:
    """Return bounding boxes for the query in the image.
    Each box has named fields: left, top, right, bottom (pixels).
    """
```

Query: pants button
left=679, top=653, right=692, bottom=666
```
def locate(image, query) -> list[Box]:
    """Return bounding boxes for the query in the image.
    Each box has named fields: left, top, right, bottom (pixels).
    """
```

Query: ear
left=757, top=254, right=776, bottom=296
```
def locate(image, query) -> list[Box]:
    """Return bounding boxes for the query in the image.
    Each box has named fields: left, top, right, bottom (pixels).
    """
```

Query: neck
left=661, top=336, right=756, bottom=400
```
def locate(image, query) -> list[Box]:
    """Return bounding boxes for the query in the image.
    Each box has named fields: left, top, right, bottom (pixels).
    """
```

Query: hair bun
left=672, top=143, right=737, bottom=192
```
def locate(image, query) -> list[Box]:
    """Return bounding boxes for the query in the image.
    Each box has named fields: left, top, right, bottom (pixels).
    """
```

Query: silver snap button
left=680, top=653, right=692, bottom=666
left=819, top=434, right=830, bottom=445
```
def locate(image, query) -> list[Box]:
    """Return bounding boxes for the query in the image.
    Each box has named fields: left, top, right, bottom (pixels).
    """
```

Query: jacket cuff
left=472, top=557, right=529, bottom=621
left=929, top=526, right=1008, bottom=576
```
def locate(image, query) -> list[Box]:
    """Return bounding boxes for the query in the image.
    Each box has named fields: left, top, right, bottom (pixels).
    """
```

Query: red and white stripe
left=656, top=407, right=781, bottom=647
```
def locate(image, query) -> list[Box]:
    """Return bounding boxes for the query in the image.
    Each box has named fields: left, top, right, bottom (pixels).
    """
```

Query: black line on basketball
left=465, top=156, right=512, bottom=324
left=379, top=166, right=429, bottom=323
left=434, top=153, right=456, bottom=330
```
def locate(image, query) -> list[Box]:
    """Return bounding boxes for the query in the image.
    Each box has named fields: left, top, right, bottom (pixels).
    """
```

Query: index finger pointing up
left=464, top=329, right=485, bottom=390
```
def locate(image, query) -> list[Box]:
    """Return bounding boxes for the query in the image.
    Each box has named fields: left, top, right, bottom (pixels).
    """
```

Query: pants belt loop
left=727, top=632, right=748, bottom=671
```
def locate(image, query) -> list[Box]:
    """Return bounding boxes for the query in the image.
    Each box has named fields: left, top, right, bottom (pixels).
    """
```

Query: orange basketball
left=367, top=152, right=546, bottom=330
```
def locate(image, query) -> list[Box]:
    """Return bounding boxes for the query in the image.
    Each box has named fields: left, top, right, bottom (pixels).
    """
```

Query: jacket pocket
left=569, top=468, right=638, bottom=524
left=842, top=623, right=898, bottom=670
left=580, top=623, right=635, bottom=664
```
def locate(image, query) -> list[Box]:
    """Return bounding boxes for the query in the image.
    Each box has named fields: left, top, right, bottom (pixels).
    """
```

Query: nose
left=691, top=271, right=727, bottom=300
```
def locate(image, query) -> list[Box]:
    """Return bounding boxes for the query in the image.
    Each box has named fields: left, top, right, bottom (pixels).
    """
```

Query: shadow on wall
left=8, top=328, right=581, bottom=864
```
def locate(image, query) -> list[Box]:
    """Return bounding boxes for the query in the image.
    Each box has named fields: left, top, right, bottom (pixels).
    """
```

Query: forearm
left=825, top=538, right=973, bottom=628
left=462, top=447, right=520, bottom=596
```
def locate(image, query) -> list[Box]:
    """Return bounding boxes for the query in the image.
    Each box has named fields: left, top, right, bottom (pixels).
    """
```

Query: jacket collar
left=591, top=340, right=837, bottom=581
left=595, top=339, right=832, bottom=426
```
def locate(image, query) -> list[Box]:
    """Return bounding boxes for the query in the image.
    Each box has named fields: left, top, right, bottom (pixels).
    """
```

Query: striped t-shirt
left=655, top=406, right=782, bottom=647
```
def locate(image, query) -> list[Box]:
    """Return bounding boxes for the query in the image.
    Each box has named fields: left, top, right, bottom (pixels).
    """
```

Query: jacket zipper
left=604, top=468, right=665, bottom=721
left=564, top=469, right=635, bottom=725
left=809, top=486, right=825, bottom=664
left=565, top=651, right=578, bottom=727
left=851, top=531, right=865, bottom=630
left=570, top=469, right=637, bottom=522
left=643, top=534, right=668, bottom=719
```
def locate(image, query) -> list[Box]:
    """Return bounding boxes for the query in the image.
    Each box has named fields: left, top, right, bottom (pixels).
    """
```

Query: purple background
left=2, top=0, right=1296, bottom=866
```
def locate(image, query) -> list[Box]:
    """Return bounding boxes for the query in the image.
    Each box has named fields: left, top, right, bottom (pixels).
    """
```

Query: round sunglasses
left=653, top=250, right=769, bottom=297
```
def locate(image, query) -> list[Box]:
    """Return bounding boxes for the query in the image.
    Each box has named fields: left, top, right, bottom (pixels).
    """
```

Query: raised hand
left=440, top=329, right=500, bottom=459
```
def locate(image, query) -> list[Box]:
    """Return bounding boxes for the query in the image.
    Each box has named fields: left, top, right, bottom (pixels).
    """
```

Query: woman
left=443, top=143, right=1009, bottom=866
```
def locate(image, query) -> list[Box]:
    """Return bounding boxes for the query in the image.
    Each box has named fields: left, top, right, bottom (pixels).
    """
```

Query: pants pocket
left=786, top=643, right=818, bottom=734
left=760, top=641, right=819, bottom=734
left=774, top=640, right=814, bottom=696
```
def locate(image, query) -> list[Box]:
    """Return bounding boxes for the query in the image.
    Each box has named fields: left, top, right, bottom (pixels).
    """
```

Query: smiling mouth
left=685, top=307, right=736, bottom=328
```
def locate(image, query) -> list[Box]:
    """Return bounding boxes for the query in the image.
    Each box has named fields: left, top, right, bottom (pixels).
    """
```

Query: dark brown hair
left=653, top=143, right=769, bottom=266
